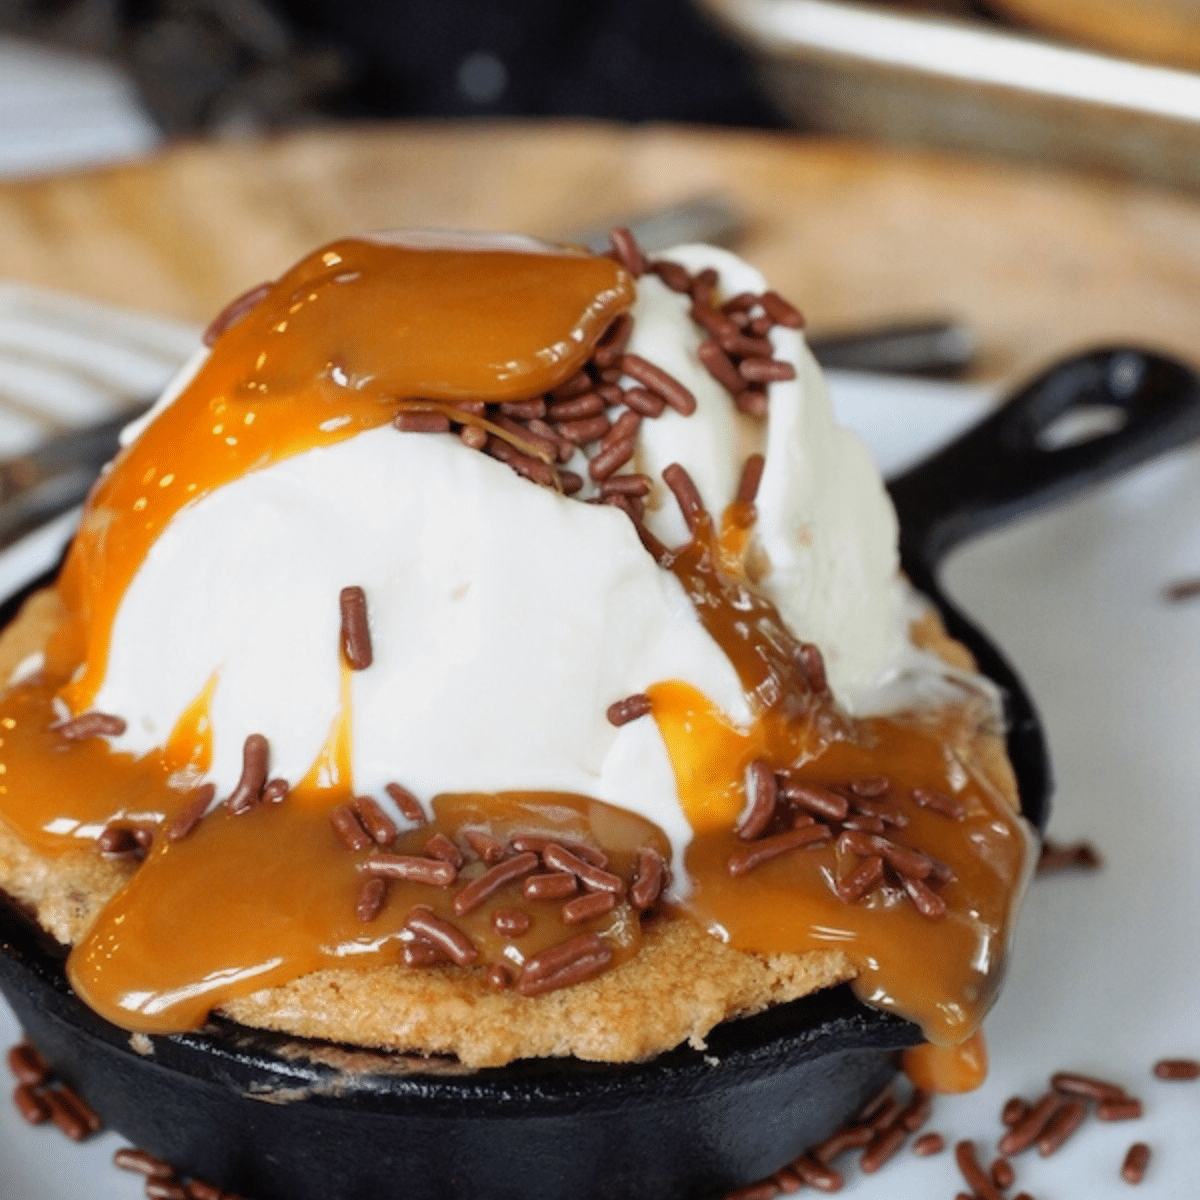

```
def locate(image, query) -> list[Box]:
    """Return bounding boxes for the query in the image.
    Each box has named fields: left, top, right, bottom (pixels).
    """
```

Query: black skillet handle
left=888, top=348, right=1200, bottom=577
left=886, top=347, right=1200, bottom=834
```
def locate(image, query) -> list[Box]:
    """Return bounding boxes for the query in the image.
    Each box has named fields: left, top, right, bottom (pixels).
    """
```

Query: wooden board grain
left=0, top=120, right=1198, bottom=384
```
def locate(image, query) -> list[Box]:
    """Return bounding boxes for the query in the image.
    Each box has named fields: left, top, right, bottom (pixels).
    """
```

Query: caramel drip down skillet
left=1, top=346, right=1199, bottom=1200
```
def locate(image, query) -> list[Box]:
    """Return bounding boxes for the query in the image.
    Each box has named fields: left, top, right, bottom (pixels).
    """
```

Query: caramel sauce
left=53, top=238, right=632, bottom=711
left=66, top=791, right=663, bottom=1034
left=650, top=508, right=1033, bottom=1049
left=0, top=239, right=1034, bottom=1070
left=903, top=1032, right=989, bottom=1094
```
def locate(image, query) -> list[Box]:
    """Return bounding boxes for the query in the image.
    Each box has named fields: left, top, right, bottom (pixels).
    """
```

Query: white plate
left=2, top=366, right=1199, bottom=1199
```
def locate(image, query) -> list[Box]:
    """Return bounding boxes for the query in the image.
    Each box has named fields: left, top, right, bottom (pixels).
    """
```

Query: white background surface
left=1, top=32, right=1199, bottom=1199
left=0, top=362, right=1198, bottom=1199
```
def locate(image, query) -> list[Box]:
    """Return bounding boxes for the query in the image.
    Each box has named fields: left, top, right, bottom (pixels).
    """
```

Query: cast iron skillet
left=1, top=346, right=1199, bottom=1200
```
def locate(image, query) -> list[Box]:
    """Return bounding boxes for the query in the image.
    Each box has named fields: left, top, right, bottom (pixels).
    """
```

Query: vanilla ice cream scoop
left=76, top=237, right=919, bottom=863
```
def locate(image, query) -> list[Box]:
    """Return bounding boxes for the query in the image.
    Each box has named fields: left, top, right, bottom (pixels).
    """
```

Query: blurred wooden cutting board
left=0, top=120, right=1198, bottom=384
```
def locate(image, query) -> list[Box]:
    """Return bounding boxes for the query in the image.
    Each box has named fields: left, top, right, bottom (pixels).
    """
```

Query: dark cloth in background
left=283, top=0, right=782, bottom=126
left=0, top=0, right=782, bottom=132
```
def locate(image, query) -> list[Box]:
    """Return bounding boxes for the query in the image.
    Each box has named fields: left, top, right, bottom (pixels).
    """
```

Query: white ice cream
left=85, top=243, right=941, bottom=867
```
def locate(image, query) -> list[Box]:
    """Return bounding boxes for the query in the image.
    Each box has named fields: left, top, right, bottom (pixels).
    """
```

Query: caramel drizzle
left=646, top=487, right=1034, bottom=1046
left=52, top=239, right=632, bottom=713
left=0, top=241, right=1034, bottom=1052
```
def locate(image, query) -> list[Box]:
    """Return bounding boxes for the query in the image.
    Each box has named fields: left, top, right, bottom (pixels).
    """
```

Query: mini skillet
left=1, top=346, right=1199, bottom=1200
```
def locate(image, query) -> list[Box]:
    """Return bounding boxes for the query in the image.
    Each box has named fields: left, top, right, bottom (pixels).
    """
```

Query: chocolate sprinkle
left=954, top=1140, right=1006, bottom=1200
left=97, top=824, right=142, bottom=860
left=608, top=227, right=647, bottom=277
left=836, top=855, right=885, bottom=904
left=860, top=1123, right=908, bottom=1173
left=163, top=784, right=215, bottom=843
left=736, top=453, right=765, bottom=505
left=1097, top=1097, right=1144, bottom=1121
left=599, top=473, right=652, bottom=498
left=783, top=781, right=849, bottom=822
left=464, top=829, right=507, bottom=863
left=353, top=795, right=398, bottom=845
left=1154, top=1057, right=1200, bottom=1080
left=13, top=1083, right=48, bottom=1125
left=698, top=339, right=747, bottom=394
left=453, top=852, right=540, bottom=915
left=759, top=290, right=805, bottom=329
left=1051, top=1071, right=1127, bottom=1101
left=499, top=398, right=547, bottom=420
left=7, top=1043, right=49, bottom=1087
left=385, top=782, right=427, bottom=824
left=330, top=804, right=372, bottom=853
left=561, top=889, right=616, bottom=925
left=486, top=963, right=513, bottom=991
left=736, top=758, right=778, bottom=841
left=113, top=1148, right=176, bottom=1179
left=998, top=1092, right=1063, bottom=1156
left=727, top=823, right=832, bottom=877
left=54, top=710, right=126, bottom=740
left=662, top=462, right=706, bottom=533
left=355, top=876, right=388, bottom=923
left=620, top=353, right=697, bottom=416
left=524, top=872, right=578, bottom=901
left=724, top=1183, right=777, bottom=1200
left=738, top=356, right=796, bottom=384
left=650, top=259, right=693, bottom=293
left=261, top=778, right=289, bottom=805
left=593, top=312, right=634, bottom=369
left=1037, top=838, right=1103, bottom=873
left=460, top=424, right=488, bottom=450
left=424, top=832, right=465, bottom=868
left=547, top=391, right=605, bottom=421
left=588, top=437, right=635, bottom=482
left=622, top=386, right=666, bottom=418
left=226, top=733, right=269, bottom=814
left=1036, top=1099, right=1086, bottom=1155
left=509, top=834, right=608, bottom=868
left=911, top=786, right=966, bottom=820
left=403, top=906, right=477, bottom=966
left=792, top=1152, right=843, bottom=1190
left=606, top=692, right=653, bottom=727
left=43, top=1085, right=98, bottom=1141
left=402, top=939, right=447, bottom=967
left=1122, top=1142, right=1151, bottom=1184
left=361, top=853, right=457, bottom=888
left=556, top=413, right=611, bottom=445
left=630, top=847, right=666, bottom=912
left=902, top=876, right=947, bottom=920
left=393, top=411, right=451, bottom=433
left=1163, top=576, right=1200, bottom=602
left=339, top=585, right=373, bottom=670
left=515, top=931, right=613, bottom=996
left=541, top=843, right=625, bottom=895
left=145, top=1181, right=187, bottom=1200
left=202, top=281, right=272, bottom=347
left=797, top=644, right=829, bottom=696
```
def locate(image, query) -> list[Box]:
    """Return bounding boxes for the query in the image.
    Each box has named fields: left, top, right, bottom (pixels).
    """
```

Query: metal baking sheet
left=699, top=0, right=1200, bottom=190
